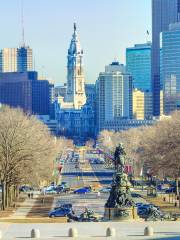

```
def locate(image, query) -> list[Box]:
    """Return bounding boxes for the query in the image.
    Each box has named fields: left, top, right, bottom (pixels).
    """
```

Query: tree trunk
left=5, top=184, right=9, bottom=208
left=9, top=187, right=13, bottom=207
left=15, top=185, right=19, bottom=199
left=1, top=181, right=6, bottom=210
left=12, top=187, right=15, bottom=206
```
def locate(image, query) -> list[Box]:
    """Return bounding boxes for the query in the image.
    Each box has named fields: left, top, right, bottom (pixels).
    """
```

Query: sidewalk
left=0, top=194, right=26, bottom=218
left=27, top=195, right=54, bottom=218
left=10, top=197, right=37, bottom=219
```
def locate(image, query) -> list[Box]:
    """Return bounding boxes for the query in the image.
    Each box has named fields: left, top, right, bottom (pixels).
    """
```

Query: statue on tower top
left=74, top=23, right=77, bottom=32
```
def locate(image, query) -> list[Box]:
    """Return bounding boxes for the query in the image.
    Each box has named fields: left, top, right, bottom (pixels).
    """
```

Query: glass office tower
left=126, top=43, right=151, bottom=92
left=17, top=46, right=33, bottom=72
left=162, top=23, right=180, bottom=114
left=152, top=0, right=180, bottom=116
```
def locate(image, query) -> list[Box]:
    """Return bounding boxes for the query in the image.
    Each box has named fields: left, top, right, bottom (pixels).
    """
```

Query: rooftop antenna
left=21, top=0, right=25, bottom=46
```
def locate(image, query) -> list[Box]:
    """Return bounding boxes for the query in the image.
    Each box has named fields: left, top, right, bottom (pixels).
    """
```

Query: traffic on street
left=40, top=146, right=165, bottom=222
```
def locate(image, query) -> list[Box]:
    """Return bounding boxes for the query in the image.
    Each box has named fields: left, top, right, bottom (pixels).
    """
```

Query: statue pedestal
left=104, top=207, right=139, bottom=221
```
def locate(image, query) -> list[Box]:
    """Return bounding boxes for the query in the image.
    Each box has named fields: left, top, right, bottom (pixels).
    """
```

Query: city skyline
left=0, top=0, right=151, bottom=85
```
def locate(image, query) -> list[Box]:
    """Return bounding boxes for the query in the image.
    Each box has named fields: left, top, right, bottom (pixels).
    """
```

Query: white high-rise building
left=96, top=61, right=133, bottom=133
left=0, top=46, right=33, bottom=73
left=65, top=23, right=86, bottom=109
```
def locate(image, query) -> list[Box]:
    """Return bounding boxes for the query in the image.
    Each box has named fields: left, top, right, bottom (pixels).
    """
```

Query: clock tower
left=66, top=23, right=86, bottom=109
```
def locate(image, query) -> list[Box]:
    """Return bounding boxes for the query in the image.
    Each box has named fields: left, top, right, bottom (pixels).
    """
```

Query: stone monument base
left=104, top=207, right=139, bottom=221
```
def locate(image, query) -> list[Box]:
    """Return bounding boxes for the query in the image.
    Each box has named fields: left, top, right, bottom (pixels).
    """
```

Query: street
left=55, top=148, right=147, bottom=217
left=1, top=148, right=180, bottom=239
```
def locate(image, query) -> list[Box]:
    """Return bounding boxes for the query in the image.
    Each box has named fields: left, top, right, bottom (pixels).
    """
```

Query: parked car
left=99, top=187, right=111, bottom=193
left=54, top=203, right=72, bottom=210
left=165, top=187, right=176, bottom=193
left=74, top=187, right=91, bottom=194
left=19, top=185, right=33, bottom=192
left=43, top=185, right=57, bottom=194
left=55, top=185, right=70, bottom=193
left=49, top=208, right=72, bottom=218
left=45, top=188, right=57, bottom=194
left=131, top=193, right=141, bottom=198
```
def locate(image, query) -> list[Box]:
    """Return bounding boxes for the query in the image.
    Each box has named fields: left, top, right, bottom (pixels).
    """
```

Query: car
left=74, top=187, right=91, bottom=194
left=165, top=187, right=176, bottom=193
left=45, top=188, right=57, bottom=194
left=99, top=187, right=111, bottom=193
left=49, top=208, right=71, bottom=218
left=55, top=185, right=70, bottom=193
left=131, top=193, right=141, bottom=198
left=54, top=203, right=72, bottom=210
left=19, top=185, right=33, bottom=192
left=136, top=203, right=144, bottom=208
left=43, top=185, right=57, bottom=194
left=55, top=186, right=64, bottom=193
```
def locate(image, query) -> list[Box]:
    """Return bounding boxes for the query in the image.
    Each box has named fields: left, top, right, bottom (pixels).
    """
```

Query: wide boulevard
left=56, top=148, right=147, bottom=217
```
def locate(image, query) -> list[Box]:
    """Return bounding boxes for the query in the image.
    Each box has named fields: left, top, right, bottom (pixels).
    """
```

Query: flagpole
left=146, top=30, right=150, bottom=43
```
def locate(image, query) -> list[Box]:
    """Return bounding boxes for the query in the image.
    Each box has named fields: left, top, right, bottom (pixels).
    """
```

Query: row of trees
left=0, top=106, right=71, bottom=210
left=98, top=111, right=180, bottom=179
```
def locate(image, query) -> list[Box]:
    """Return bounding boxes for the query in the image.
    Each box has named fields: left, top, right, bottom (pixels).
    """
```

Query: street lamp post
left=140, top=166, right=144, bottom=191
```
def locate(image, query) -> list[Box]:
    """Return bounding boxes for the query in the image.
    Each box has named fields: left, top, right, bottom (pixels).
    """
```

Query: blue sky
left=0, top=0, right=151, bottom=85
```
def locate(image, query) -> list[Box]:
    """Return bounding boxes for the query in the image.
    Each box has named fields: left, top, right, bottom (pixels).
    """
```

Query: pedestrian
left=31, top=192, right=34, bottom=199
left=28, top=193, right=30, bottom=199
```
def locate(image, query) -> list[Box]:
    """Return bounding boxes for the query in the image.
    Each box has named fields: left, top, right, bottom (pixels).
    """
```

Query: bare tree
left=0, top=106, right=66, bottom=210
left=97, top=111, right=180, bottom=179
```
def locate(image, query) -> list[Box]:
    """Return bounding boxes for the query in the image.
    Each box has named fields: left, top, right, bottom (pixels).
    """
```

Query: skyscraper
left=152, top=0, right=180, bottom=116
left=0, top=46, right=33, bottom=73
left=0, top=48, right=17, bottom=72
left=17, top=46, right=33, bottom=72
left=162, top=23, right=180, bottom=114
left=133, top=89, right=153, bottom=120
left=65, top=23, right=86, bottom=109
left=85, top=84, right=96, bottom=111
left=0, top=71, right=51, bottom=115
left=96, top=61, right=133, bottom=133
left=126, top=43, right=151, bottom=92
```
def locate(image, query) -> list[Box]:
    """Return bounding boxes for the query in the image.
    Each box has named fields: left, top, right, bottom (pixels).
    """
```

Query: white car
left=43, top=185, right=57, bottom=194
left=99, top=187, right=111, bottom=193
